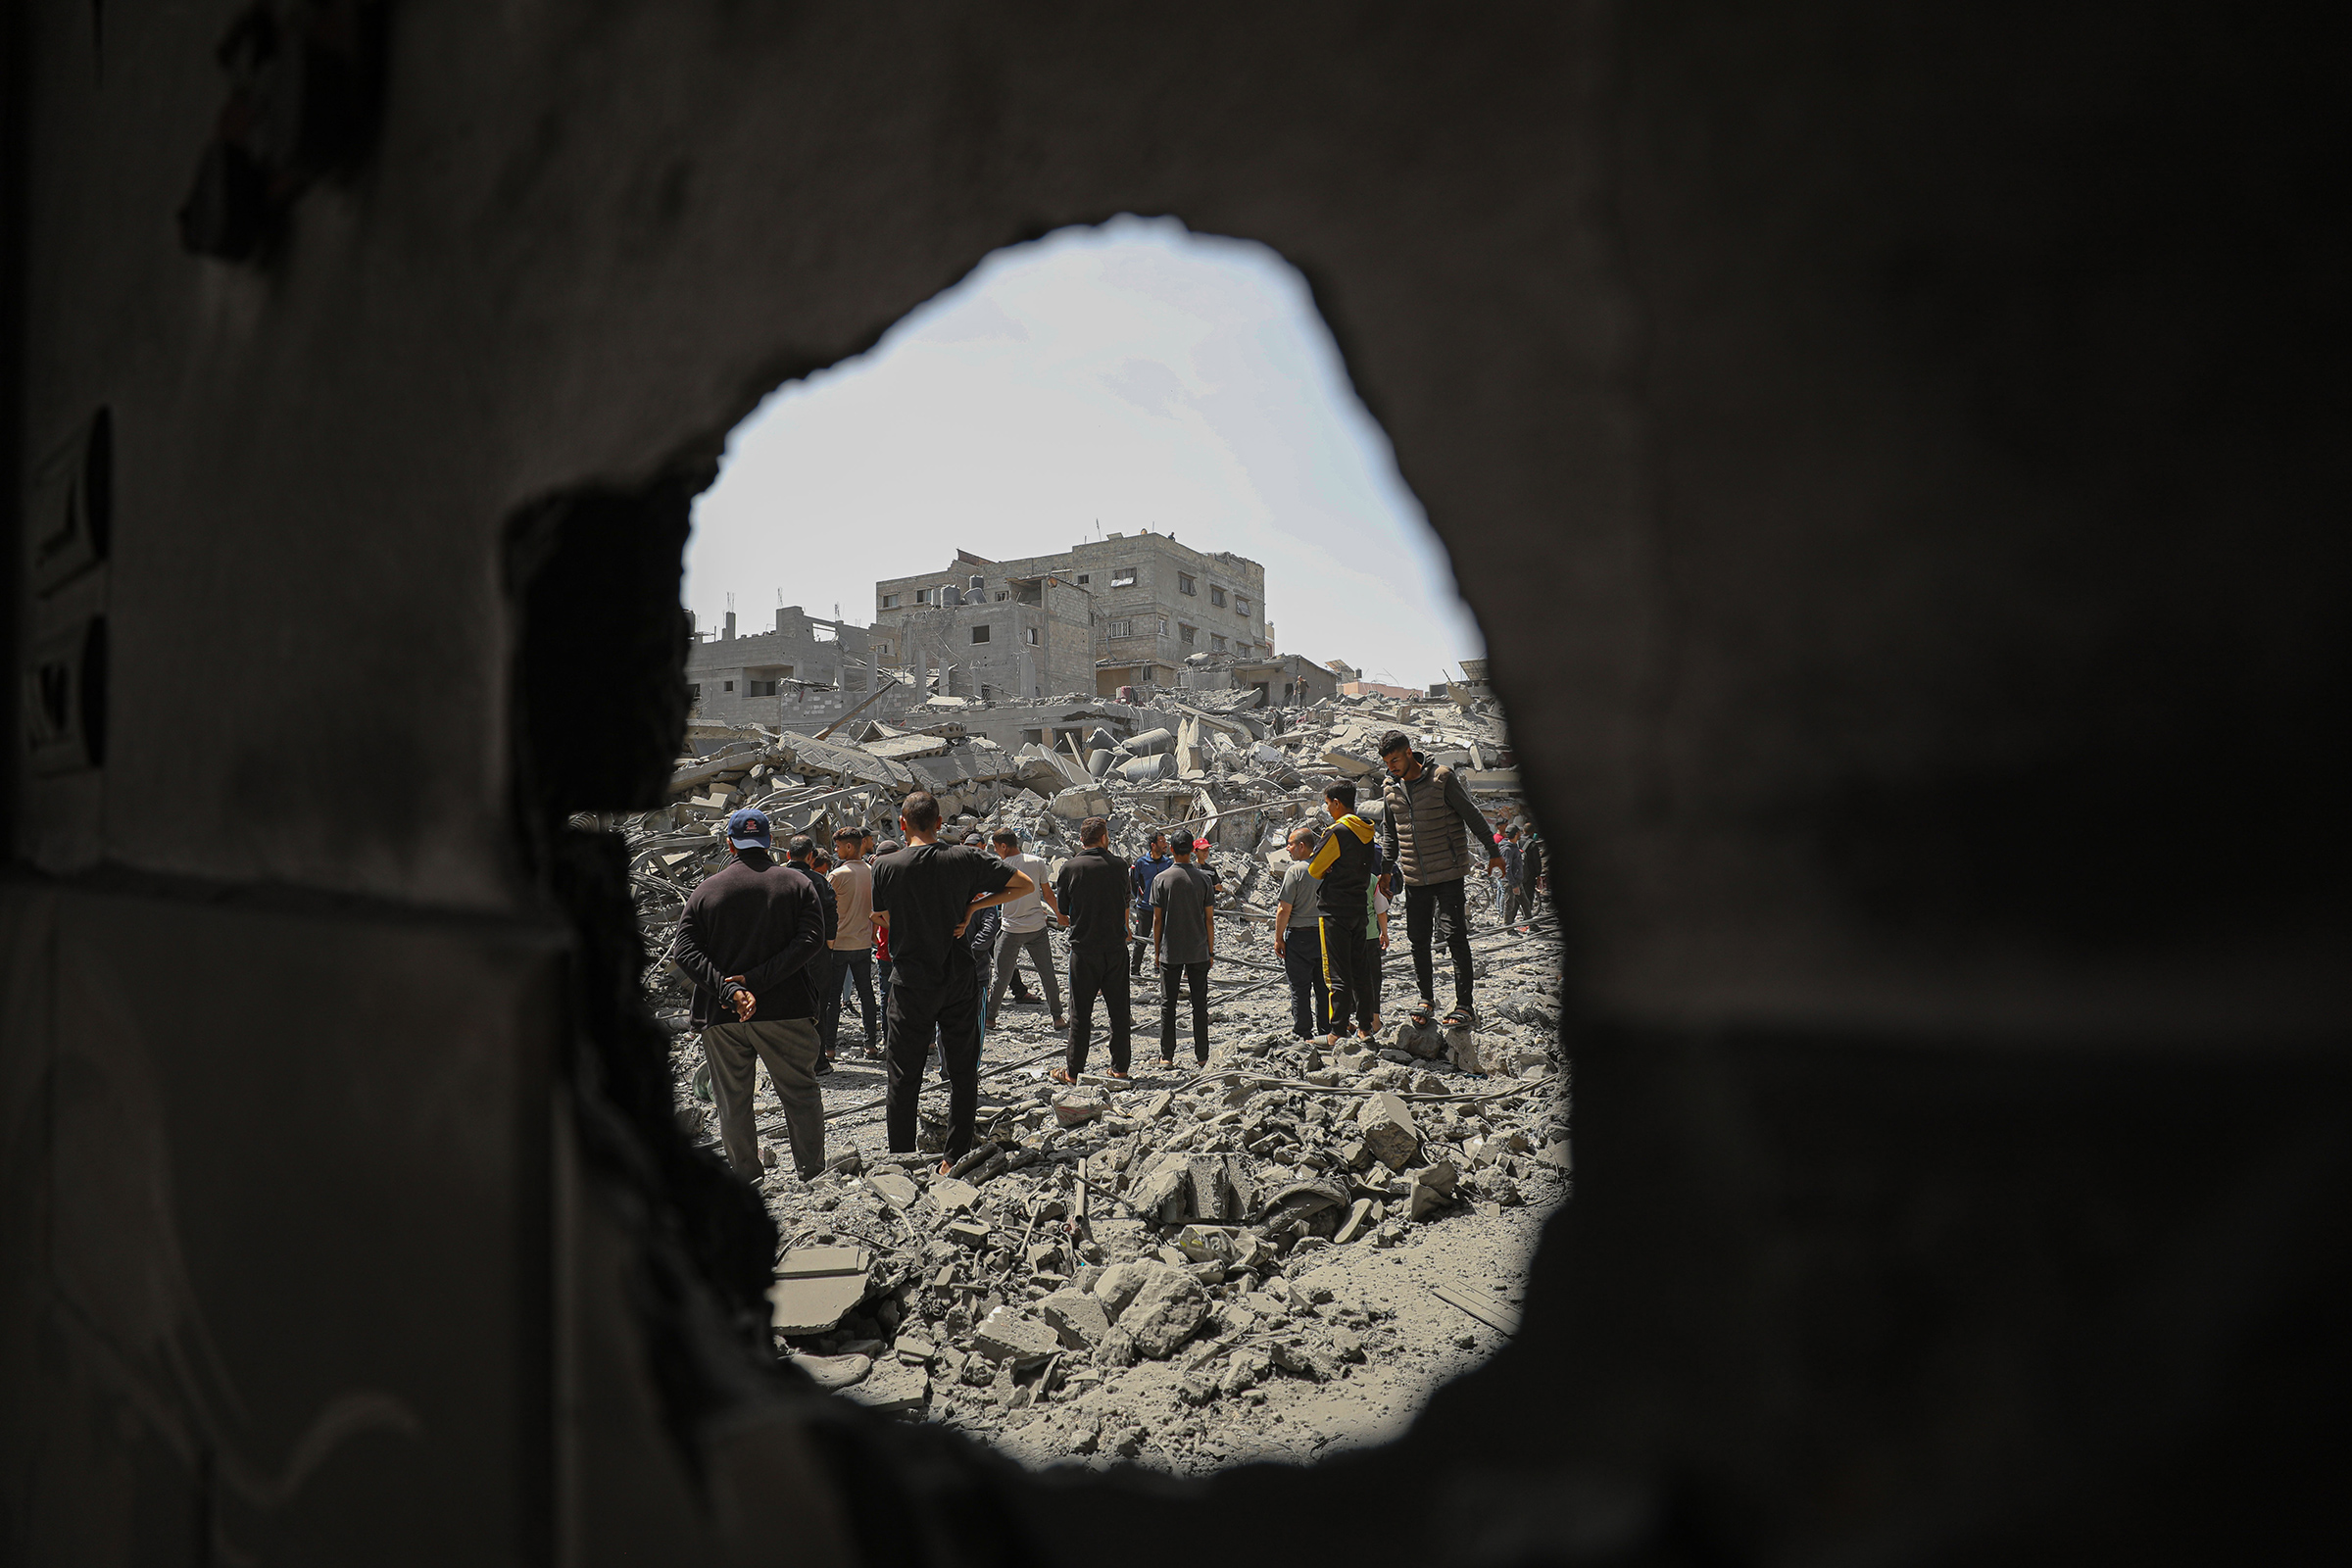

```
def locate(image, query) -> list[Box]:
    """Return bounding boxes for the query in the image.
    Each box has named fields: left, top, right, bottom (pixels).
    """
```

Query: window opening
left=670, top=216, right=1523, bottom=1480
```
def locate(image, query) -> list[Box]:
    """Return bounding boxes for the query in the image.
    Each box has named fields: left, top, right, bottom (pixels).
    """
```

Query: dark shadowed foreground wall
left=4, top=3, right=2343, bottom=1563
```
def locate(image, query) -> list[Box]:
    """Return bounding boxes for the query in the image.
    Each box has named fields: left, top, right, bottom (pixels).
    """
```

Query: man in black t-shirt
left=1053, top=814, right=1134, bottom=1081
left=870, top=792, right=1030, bottom=1163
left=1151, top=836, right=1219, bottom=1067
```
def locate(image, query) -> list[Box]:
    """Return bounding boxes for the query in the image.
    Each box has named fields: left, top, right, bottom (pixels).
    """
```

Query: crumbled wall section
left=3, top=3, right=2346, bottom=1565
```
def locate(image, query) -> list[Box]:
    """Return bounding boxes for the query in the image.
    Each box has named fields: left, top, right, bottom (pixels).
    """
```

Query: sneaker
left=814, top=1056, right=835, bottom=1076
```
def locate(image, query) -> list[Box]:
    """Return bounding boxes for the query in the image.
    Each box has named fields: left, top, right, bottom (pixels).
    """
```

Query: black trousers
left=1158, top=959, right=1211, bottom=1063
left=1129, top=932, right=1152, bottom=975
left=1404, top=877, right=1475, bottom=1012
left=1320, top=913, right=1378, bottom=1035
left=823, top=949, right=877, bottom=1054
left=1065, top=945, right=1133, bottom=1076
left=1281, top=931, right=1330, bottom=1037
left=885, top=977, right=981, bottom=1158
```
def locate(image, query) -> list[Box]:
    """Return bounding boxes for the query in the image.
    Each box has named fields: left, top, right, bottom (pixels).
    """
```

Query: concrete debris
left=768, top=1246, right=872, bottom=1335
left=641, top=689, right=1560, bottom=1468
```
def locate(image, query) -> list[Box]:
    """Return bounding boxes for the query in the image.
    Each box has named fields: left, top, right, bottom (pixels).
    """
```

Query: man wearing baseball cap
left=672, top=808, right=831, bottom=1180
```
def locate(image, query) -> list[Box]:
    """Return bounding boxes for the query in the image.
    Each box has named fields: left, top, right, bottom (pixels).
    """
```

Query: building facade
left=882, top=564, right=1097, bottom=702
left=874, top=530, right=1270, bottom=697
left=684, top=605, right=883, bottom=727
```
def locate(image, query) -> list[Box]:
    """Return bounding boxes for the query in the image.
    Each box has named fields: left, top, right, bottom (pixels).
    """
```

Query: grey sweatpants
left=988, top=925, right=1063, bottom=1020
left=701, top=1016, right=824, bottom=1179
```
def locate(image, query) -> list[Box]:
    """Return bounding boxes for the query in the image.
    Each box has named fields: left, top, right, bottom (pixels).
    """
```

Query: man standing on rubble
left=871, top=792, right=1033, bottom=1166
left=985, top=829, right=1067, bottom=1032
left=828, top=826, right=880, bottom=1059
left=1053, top=815, right=1134, bottom=1082
left=1128, top=831, right=1172, bottom=976
left=1150, top=835, right=1218, bottom=1068
left=672, top=808, right=830, bottom=1181
left=1496, top=825, right=1527, bottom=929
left=1376, top=729, right=1504, bottom=1031
left=783, top=836, right=840, bottom=1073
left=1307, top=783, right=1382, bottom=1045
left=1273, top=824, right=1330, bottom=1040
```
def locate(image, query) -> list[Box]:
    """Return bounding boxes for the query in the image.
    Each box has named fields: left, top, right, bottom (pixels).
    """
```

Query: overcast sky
left=682, top=216, right=1484, bottom=690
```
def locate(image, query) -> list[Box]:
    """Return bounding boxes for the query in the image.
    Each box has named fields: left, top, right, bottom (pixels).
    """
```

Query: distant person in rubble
left=985, top=829, right=1067, bottom=1031
left=871, top=793, right=1031, bottom=1168
left=1496, top=825, right=1528, bottom=929
left=828, top=827, right=880, bottom=1059
left=1377, top=728, right=1504, bottom=1031
left=1273, top=825, right=1331, bottom=1039
left=1150, top=836, right=1219, bottom=1068
left=1518, top=827, right=1546, bottom=931
left=1053, top=814, right=1135, bottom=1082
left=1128, top=831, right=1173, bottom=976
left=672, top=808, right=830, bottom=1181
left=1306, top=782, right=1382, bottom=1045
left=783, top=836, right=839, bottom=1073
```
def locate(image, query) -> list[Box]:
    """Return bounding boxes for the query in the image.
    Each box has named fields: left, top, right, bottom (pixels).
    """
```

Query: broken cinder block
left=1355, top=1092, right=1424, bottom=1172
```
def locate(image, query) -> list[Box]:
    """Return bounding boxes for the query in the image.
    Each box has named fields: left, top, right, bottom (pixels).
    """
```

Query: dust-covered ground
left=669, top=886, right=1567, bottom=1475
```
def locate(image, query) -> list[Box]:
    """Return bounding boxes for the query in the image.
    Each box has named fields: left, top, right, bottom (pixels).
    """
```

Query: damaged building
left=873, top=553, right=1098, bottom=702
left=684, top=605, right=883, bottom=726
left=877, top=532, right=1270, bottom=697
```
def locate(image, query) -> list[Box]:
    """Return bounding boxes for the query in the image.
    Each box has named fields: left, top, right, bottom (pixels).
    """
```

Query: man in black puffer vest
left=1377, top=729, right=1503, bottom=1030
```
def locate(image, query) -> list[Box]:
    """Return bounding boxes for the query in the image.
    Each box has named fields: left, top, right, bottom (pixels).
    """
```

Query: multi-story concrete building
left=881, top=559, right=1097, bottom=702
left=684, top=605, right=885, bottom=727
left=874, top=530, right=1270, bottom=697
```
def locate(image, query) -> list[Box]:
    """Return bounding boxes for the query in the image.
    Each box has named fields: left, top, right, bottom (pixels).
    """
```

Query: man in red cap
left=1150, top=835, right=1219, bottom=1067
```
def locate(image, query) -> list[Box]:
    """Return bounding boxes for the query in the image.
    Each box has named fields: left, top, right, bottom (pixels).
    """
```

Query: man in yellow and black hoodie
left=1306, top=781, right=1382, bottom=1045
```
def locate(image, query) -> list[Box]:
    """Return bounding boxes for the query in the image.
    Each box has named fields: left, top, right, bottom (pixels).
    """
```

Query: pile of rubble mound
left=609, top=681, right=1564, bottom=1471
left=758, top=1002, right=1571, bottom=1471
left=618, top=681, right=1523, bottom=985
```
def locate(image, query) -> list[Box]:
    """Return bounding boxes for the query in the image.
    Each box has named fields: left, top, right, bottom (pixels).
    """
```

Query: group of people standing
left=672, top=730, right=1547, bottom=1185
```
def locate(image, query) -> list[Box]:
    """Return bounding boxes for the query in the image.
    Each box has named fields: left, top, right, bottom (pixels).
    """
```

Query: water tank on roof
left=968, top=574, right=986, bottom=594
left=940, top=584, right=963, bottom=608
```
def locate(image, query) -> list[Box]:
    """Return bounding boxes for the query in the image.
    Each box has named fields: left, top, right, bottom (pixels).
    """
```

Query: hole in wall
left=530, top=217, right=1570, bottom=1477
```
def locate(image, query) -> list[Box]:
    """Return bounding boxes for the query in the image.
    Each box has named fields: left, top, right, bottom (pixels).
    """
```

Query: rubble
left=631, top=682, right=1560, bottom=1474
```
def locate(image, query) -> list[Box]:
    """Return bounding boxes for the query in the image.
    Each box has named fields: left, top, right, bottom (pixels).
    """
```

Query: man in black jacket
left=784, top=835, right=840, bottom=1072
left=673, top=808, right=831, bottom=1180
left=1054, top=814, right=1134, bottom=1081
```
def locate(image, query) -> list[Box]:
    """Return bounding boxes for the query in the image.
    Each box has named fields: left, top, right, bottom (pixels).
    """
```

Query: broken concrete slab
left=868, top=1169, right=920, bottom=1208
left=1038, top=1288, right=1110, bottom=1349
left=789, top=1351, right=874, bottom=1392
left=1122, top=1268, right=1210, bottom=1359
left=1407, top=1160, right=1459, bottom=1220
left=843, top=1359, right=930, bottom=1415
left=1356, top=1092, right=1424, bottom=1171
left=768, top=1246, right=872, bottom=1335
left=972, top=1307, right=1061, bottom=1368
left=929, top=1176, right=981, bottom=1211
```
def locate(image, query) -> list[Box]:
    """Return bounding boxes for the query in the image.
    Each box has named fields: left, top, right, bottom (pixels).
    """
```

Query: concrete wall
left=4, top=4, right=2343, bottom=1566
left=684, top=606, right=877, bottom=727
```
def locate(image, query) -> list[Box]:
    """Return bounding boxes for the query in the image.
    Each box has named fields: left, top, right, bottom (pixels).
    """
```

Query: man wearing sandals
left=1376, top=729, right=1504, bottom=1033
left=1053, top=814, right=1134, bottom=1084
